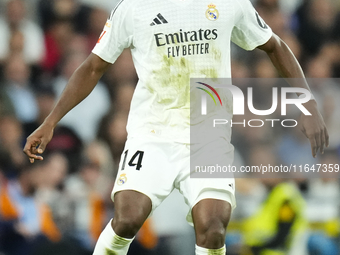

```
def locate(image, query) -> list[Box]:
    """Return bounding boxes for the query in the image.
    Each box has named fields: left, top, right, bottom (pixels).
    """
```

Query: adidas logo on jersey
left=150, top=13, right=168, bottom=26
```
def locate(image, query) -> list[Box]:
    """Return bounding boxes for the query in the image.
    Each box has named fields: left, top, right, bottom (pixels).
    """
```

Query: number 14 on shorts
left=121, top=150, right=145, bottom=171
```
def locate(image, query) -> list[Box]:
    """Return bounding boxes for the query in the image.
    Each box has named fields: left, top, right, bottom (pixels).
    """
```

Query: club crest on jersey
left=117, top=173, right=127, bottom=185
left=206, top=4, right=219, bottom=21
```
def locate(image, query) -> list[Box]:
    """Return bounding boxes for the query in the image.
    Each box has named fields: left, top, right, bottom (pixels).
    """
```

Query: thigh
left=113, top=190, right=152, bottom=222
left=112, top=136, right=178, bottom=212
left=111, top=190, right=152, bottom=237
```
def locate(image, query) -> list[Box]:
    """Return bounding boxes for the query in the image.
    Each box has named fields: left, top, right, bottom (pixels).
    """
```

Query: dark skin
left=258, top=34, right=329, bottom=157
left=23, top=33, right=329, bottom=249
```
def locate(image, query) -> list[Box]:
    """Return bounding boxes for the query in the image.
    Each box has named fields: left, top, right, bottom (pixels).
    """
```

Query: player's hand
left=23, top=123, right=54, bottom=163
left=299, top=100, right=329, bottom=158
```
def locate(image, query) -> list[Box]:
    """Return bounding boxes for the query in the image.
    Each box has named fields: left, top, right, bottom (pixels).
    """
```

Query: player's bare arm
left=23, top=53, right=111, bottom=163
left=257, top=33, right=329, bottom=158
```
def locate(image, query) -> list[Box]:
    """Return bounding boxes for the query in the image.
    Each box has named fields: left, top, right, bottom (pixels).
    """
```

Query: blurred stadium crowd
left=0, top=0, right=339, bottom=254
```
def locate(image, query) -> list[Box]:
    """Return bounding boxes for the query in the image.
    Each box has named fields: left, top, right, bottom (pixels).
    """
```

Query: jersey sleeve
left=92, top=0, right=134, bottom=64
left=231, top=0, right=273, bottom=51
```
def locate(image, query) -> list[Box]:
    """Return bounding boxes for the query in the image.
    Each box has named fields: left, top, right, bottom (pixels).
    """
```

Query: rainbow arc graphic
left=196, top=82, right=222, bottom=115
left=196, top=82, right=222, bottom=106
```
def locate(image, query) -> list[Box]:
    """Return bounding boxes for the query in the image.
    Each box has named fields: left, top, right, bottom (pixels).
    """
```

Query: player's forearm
left=44, top=54, right=110, bottom=128
left=258, top=34, right=312, bottom=95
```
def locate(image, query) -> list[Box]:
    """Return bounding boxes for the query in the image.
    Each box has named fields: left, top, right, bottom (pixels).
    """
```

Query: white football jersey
left=92, top=0, right=272, bottom=143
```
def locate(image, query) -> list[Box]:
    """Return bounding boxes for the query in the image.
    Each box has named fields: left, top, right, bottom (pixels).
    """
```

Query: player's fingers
left=32, top=154, right=43, bottom=160
left=320, top=129, right=325, bottom=154
left=27, top=153, right=43, bottom=163
left=37, top=140, right=47, bottom=154
left=23, top=140, right=37, bottom=158
left=314, top=131, right=321, bottom=156
left=23, top=139, right=44, bottom=162
left=325, top=127, right=330, bottom=148
left=308, top=136, right=317, bottom=158
left=27, top=150, right=43, bottom=162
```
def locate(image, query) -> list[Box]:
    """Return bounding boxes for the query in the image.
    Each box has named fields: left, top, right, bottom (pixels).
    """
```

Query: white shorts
left=112, top=135, right=236, bottom=224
